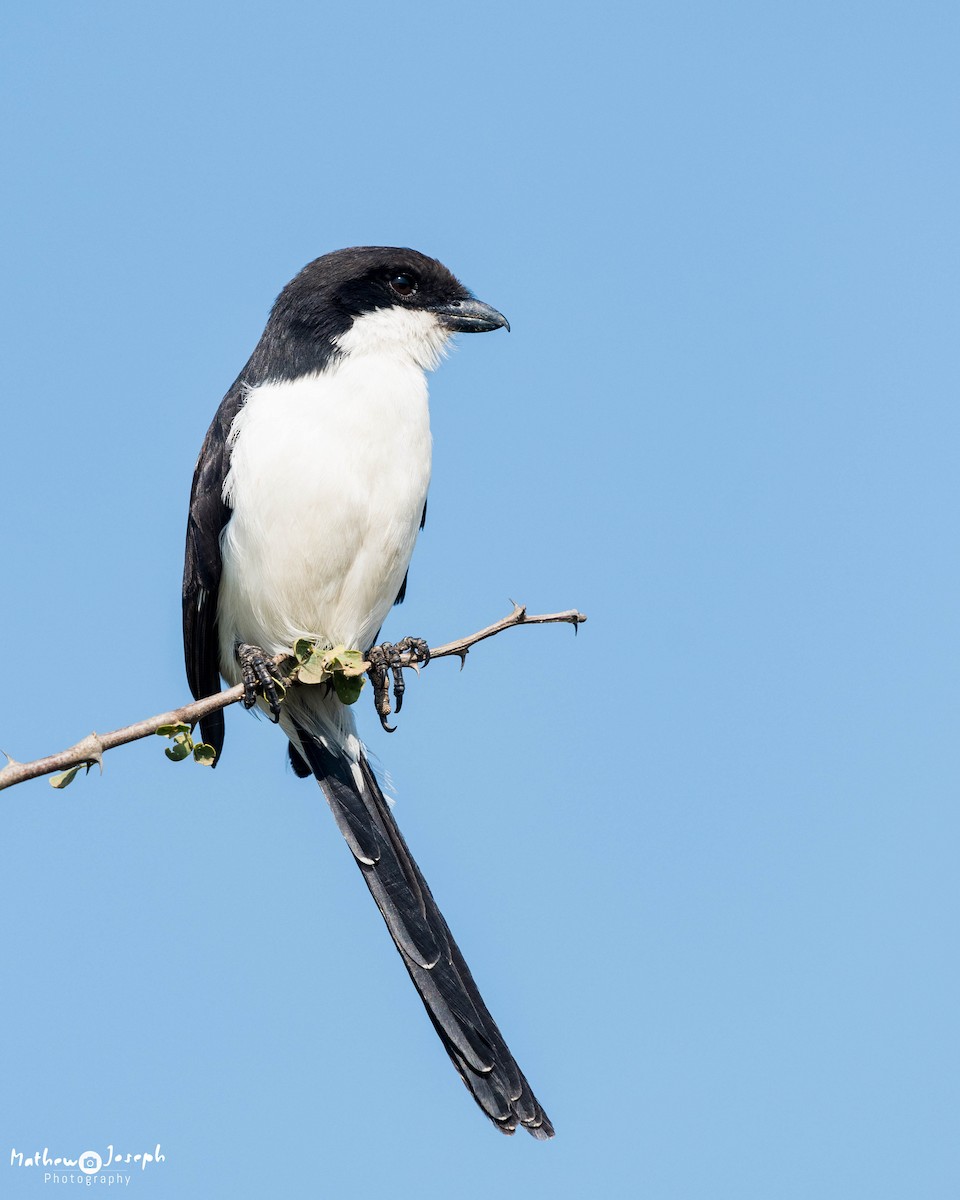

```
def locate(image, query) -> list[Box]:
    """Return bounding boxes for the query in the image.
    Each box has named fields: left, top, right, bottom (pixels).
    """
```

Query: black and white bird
left=182, top=247, right=554, bottom=1138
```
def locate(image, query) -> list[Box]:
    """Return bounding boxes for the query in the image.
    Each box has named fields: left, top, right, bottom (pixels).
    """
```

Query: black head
left=244, top=247, right=508, bottom=385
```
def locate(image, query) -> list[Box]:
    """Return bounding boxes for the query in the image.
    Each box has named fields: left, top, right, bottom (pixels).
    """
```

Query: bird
left=182, top=246, right=554, bottom=1139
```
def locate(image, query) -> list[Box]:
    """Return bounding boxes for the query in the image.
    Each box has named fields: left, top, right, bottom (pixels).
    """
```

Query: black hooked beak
left=431, top=298, right=510, bottom=333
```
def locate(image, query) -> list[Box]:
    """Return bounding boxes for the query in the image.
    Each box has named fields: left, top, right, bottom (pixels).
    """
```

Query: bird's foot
left=236, top=642, right=285, bottom=722
left=366, top=637, right=431, bottom=732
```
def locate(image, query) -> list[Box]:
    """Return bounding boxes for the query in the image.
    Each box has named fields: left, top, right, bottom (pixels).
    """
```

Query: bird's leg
left=236, top=642, right=285, bottom=722
left=366, top=646, right=393, bottom=732
left=366, top=637, right=431, bottom=732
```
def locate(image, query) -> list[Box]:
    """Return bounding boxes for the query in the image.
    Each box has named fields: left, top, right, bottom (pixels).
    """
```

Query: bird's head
left=266, top=246, right=509, bottom=374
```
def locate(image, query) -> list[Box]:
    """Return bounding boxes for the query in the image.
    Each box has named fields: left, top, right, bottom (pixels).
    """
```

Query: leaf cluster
left=155, top=722, right=217, bottom=766
left=293, top=641, right=368, bottom=705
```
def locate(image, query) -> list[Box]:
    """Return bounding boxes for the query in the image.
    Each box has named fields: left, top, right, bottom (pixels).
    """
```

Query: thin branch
left=427, top=602, right=584, bottom=666
left=0, top=604, right=586, bottom=793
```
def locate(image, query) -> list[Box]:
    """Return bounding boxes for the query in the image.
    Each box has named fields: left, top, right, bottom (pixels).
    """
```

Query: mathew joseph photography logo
left=10, top=1144, right=165, bottom=1186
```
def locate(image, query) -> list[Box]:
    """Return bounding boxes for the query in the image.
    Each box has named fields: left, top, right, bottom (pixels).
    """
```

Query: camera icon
left=79, top=1151, right=102, bottom=1174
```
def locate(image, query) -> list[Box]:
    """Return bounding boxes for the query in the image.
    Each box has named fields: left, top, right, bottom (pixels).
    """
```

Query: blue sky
left=1, top=2, right=958, bottom=1196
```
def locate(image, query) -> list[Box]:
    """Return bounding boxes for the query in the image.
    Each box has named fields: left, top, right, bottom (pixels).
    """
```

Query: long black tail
left=293, top=724, right=554, bottom=1139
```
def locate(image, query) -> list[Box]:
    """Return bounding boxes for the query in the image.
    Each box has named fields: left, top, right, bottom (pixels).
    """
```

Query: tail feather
left=293, top=723, right=554, bottom=1139
left=315, top=754, right=442, bottom=968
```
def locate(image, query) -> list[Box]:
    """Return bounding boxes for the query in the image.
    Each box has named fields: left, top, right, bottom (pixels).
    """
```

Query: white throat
left=334, top=305, right=451, bottom=372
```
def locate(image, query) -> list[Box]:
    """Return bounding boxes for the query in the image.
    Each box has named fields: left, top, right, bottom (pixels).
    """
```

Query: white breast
left=216, top=339, right=435, bottom=684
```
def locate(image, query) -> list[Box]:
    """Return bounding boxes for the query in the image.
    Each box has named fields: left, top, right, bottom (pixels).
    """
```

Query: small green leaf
left=156, top=722, right=191, bottom=739
left=297, top=659, right=330, bottom=685
left=192, top=743, right=217, bottom=766
left=332, top=673, right=365, bottom=705
left=294, top=638, right=318, bottom=665
left=298, top=644, right=333, bottom=684
left=50, top=763, right=85, bottom=789
left=337, top=648, right=369, bottom=676
left=165, top=740, right=193, bottom=761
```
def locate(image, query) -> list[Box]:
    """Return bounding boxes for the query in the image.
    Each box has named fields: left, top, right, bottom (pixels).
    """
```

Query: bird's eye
left=389, top=273, right=418, bottom=297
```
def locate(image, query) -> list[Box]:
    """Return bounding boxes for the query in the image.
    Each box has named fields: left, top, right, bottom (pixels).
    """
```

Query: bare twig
left=0, top=604, right=586, bottom=792
left=428, top=602, right=584, bottom=665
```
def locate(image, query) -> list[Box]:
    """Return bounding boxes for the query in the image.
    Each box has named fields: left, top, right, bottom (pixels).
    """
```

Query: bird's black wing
left=182, top=383, right=244, bottom=761
left=393, top=498, right=427, bottom=607
left=293, top=722, right=554, bottom=1138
